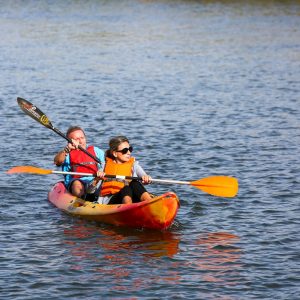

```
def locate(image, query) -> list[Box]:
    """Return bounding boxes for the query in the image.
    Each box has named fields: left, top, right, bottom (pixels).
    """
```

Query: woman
left=90, top=136, right=152, bottom=204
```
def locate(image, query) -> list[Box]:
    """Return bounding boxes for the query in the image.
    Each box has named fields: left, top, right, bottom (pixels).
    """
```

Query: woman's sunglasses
left=116, top=146, right=133, bottom=154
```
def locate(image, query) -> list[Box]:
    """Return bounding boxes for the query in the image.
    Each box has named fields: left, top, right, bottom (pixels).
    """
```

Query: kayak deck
left=48, top=182, right=180, bottom=230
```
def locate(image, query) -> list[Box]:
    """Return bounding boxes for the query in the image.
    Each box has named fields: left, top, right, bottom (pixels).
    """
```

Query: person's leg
left=130, top=180, right=152, bottom=202
left=108, top=186, right=133, bottom=204
left=119, top=186, right=133, bottom=204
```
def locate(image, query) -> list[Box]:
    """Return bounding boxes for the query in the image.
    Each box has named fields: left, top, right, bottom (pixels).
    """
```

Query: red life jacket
left=69, top=146, right=98, bottom=178
left=100, top=157, right=135, bottom=196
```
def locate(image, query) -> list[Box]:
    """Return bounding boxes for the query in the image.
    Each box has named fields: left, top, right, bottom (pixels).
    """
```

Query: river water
left=1, top=1, right=299, bottom=299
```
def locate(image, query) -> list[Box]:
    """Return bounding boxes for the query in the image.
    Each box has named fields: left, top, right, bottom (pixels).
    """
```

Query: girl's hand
left=141, top=175, right=152, bottom=184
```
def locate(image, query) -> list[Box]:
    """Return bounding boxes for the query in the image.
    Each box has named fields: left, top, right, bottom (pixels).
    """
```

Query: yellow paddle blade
left=6, top=166, right=52, bottom=175
left=191, top=176, right=238, bottom=197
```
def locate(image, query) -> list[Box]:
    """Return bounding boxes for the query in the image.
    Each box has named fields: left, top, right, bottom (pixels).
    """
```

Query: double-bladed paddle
left=17, top=97, right=102, bottom=165
left=7, top=166, right=238, bottom=198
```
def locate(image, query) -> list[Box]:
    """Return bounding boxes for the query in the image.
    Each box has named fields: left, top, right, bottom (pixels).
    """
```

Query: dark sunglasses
left=116, top=146, right=133, bottom=154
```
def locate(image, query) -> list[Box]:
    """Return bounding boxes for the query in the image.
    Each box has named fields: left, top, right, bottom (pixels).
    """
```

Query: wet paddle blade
left=191, top=176, right=238, bottom=197
left=17, top=97, right=103, bottom=165
left=17, top=97, right=53, bottom=129
left=7, top=166, right=53, bottom=175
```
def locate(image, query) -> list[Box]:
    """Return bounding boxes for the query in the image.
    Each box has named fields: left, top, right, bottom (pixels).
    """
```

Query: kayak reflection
left=62, top=221, right=241, bottom=290
left=62, top=220, right=182, bottom=290
left=63, top=220, right=181, bottom=258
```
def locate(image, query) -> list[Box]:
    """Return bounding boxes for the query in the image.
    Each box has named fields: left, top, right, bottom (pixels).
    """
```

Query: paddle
left=17, top=97, right=102, bottom=165
left=7, top=166, right=238, bottom=197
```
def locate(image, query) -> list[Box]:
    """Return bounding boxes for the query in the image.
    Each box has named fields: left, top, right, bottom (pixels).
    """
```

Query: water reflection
left=186, top=232, right=242, bottom=285
left=62, top=220, right=182, bottom=290
left=62, top=221, right=242, bottom=290
left=63, top=220, right=181, bottom=258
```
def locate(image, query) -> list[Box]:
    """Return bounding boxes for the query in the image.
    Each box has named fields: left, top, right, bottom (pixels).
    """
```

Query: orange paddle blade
left=191, top=176, right=238, bottom=197
left=6, top=166, right=52, bottom=175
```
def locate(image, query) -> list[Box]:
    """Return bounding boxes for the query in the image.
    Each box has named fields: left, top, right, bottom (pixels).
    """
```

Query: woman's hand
left=141, top=175, right=152, bottom=185
left=96, top=170, right=106, bottom=180
left=90, top=171, right=106, bottom=188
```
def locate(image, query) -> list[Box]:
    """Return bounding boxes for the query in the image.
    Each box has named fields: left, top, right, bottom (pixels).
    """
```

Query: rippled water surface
left=1, top=1, right=300, bottom=299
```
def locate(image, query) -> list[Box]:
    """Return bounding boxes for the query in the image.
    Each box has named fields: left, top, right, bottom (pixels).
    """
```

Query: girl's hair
left=106, top=135, right=129, bottom=158
left=66, top=126, right=85, bottom=137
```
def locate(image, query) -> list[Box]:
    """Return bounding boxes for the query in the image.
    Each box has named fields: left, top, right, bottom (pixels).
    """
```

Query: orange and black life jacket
left=100, top=157, right=135, bottom=196
left=69, top=146, right=98, bottom=178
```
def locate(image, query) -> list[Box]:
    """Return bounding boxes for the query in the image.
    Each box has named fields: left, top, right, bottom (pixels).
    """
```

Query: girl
left=91, top=136, right=152, bottom=204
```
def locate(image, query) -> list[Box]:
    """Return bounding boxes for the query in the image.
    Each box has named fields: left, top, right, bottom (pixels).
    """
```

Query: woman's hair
left=66, top=126, right=85, bottom=137
left=106, top=135, right=129, bottom=158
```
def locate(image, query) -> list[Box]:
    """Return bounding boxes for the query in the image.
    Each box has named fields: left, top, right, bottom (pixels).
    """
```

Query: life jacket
left=69, top=145, right=98, bottom=178
left=100, top=157, right=135, bottom=196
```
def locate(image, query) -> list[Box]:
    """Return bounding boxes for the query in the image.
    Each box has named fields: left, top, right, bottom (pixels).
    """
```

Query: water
left=1, top=0, right=300, bottom=299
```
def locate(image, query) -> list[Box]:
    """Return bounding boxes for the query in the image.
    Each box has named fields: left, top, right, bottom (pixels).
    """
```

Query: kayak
left=48, top=182, right=180, bottom=230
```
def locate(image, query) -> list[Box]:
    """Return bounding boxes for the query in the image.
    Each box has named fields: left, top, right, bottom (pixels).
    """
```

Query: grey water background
left=1, top=0, right=299, bottom=299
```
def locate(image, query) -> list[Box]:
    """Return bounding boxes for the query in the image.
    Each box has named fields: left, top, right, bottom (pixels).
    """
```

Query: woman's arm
left=133, top=161, right=152, bottom=184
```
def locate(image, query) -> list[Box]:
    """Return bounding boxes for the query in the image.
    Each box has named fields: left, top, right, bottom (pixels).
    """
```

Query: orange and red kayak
left=48, top=182, right=180, bottom=230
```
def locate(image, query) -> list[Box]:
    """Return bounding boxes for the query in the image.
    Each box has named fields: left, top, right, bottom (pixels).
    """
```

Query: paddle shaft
left=17, top=97, right=103, bottom=165
left=50, top=126, right=103, bottom=166
left=51, top=170, right=190, bottom=185
left=51, top=127, right=102, bottom=163
left=7, top=165, right=238, bottom=197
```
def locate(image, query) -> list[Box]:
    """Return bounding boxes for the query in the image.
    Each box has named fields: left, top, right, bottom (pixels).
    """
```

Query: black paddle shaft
left=17, top=97, right=103, bottom=165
